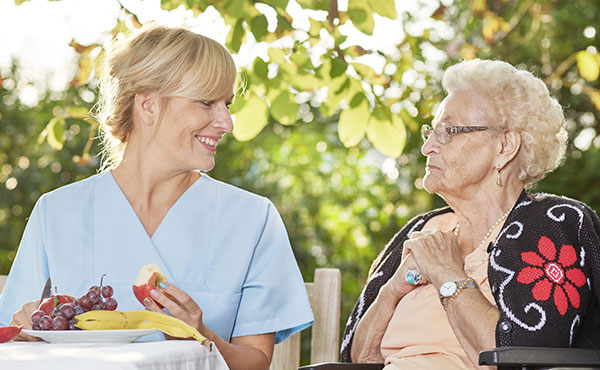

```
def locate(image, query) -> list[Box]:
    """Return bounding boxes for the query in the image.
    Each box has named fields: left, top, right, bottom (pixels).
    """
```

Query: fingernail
left=159, top=282, right=168, bottom=289
left=143, top=297, right=153, bottom=306
left=150, top=289, right=160, bottom=299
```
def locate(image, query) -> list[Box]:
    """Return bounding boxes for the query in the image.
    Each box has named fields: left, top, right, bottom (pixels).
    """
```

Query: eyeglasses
left=421, top=122, right=502, bottom=144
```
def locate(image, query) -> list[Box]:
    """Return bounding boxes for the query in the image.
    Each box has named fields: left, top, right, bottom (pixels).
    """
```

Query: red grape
left=101, top=285, right=114, bottom=298
left=30, top=310, right=45, bottom=324
left=79, top=296, right=91, bottom=309
left=32, top=277, right=120, bottom=331
left=60, top=303, right=76, bottom=320
left=86, top=290, right=99, bottom=304
left=52, top=316, right=68, bottom=330
left=73, top=305, right=85, bottom=316
left=104, top=297, right=118, bottom=310
left=39, top=315, right=53, bottom=330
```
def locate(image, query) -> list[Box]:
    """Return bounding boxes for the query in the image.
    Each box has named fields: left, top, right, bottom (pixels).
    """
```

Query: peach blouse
left=380, top=242, right=497, bottom=369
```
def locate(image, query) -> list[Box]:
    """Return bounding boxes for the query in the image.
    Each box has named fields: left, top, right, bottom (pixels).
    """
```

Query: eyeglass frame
left=421, top=122, right=504, bottom=144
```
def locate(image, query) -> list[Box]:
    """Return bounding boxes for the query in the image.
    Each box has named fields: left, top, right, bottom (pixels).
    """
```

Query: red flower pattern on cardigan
left=517, top=236, right=587, bottom=315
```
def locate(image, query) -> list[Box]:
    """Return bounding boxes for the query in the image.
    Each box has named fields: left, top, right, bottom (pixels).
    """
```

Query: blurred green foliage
left=1, top=0, right=600, bottom=364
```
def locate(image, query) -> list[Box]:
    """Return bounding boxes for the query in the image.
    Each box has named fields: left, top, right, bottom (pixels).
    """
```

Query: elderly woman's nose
left=421, top=134, right=438, bottom=156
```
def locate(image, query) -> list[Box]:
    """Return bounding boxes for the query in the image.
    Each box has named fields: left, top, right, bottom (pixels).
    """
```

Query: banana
left=74, top=310, right=209, bottom=345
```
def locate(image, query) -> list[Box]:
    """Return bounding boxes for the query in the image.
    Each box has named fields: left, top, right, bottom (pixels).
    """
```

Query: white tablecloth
left=0, top=341, right=229, bottom=370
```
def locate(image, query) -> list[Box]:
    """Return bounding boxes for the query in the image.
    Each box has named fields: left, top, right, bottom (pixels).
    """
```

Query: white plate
left=23, top=329, right=158, bottom=343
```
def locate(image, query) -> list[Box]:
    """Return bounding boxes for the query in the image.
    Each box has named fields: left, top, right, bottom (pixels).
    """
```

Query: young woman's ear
left=134, top=92, right=158, bottom=126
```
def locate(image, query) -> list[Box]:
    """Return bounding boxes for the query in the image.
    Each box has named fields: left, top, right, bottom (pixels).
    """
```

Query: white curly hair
left=442, top=59, right=568, bottom=186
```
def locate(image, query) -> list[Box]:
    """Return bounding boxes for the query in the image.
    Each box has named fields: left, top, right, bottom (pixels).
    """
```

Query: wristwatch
left=438, top=279, right=478, bottom=300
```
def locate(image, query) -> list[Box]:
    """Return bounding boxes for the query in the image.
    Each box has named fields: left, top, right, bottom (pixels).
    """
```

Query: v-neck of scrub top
left=92, top=171, right=216, bottom=286
left=108, top=171, right=202, bottom=240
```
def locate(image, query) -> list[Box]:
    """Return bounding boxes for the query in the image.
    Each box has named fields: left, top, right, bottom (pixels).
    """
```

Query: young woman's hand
left=10, top=300, right=43, bottom=341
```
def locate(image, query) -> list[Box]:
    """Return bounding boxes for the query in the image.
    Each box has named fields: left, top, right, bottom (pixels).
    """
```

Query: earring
left=496, top=167, right=502, bottom=187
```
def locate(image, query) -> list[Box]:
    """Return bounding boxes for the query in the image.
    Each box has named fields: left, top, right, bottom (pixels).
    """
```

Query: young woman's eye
left=197, top=100, right=211, bottom=107
left=225, top=102, right=232, bottom=110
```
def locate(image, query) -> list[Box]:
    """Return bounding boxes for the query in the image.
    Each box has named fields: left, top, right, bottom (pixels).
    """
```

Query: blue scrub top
left=0, top=171, right=313, bottom=343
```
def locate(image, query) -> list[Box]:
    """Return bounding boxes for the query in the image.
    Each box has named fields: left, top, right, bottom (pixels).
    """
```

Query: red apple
left=0, top=326, right=22, bottom=343
left=38, top=295, right=77, bottom=316
left=133, top=263, right=167, bottom=307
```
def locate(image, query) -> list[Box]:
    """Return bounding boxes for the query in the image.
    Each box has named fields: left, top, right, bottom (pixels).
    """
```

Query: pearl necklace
left=457, top=208, right=512, bottom=274
left=477, top=208, right=512, bottom=250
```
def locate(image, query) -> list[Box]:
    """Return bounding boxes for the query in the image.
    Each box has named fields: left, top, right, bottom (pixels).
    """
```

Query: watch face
left=440, top=282, right=457, bottom=297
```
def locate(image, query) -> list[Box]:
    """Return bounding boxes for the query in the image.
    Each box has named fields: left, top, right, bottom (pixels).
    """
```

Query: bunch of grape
left=31, top=277, right=118, bottom=331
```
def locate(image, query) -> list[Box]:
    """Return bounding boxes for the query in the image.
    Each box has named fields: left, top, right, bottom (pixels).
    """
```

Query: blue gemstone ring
left=405, top=269, right=421, bottom=285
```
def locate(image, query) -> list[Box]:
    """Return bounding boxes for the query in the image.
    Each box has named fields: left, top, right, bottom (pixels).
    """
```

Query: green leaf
left=226, top=20, right=245, bottom=53
left=71, top=55, right=92, bottom=86
left=253, top=57, right=269, bottom=80
left=271, top=90, right=298, bottom=125
left=66, top=106, right=89, bottom=119
left=261, top=0, right=289, bottom=9
left=290, top=48, right=313, bottom=69
left=250, top=15, right=269, bottom=41
left=330, top=58, right=348, bottom=78
left=268, top=47, right=287, bottom=65
left=338, top=94, right=369, bottom=147
left=225, top=0, right=245, bottom=18
left=366, top=106, right=406, bottom=158
left=349, top=92, right=366, bottom=108
left=45, top=117, right=66, bottom=150
left=296, top=0, right=329, bottom=11
left=231, top=92, right=269, bottom=141
left=14, top=0, right=28, bottom=4
left=160, top=0, right=179, bottom=10
left=576, top=51, right=600, bottom=82
left=370, top=0, right=397, bottom=19
left=348, top=2, right=374, bottom=35
left=319, top=75, right=347, bottom=117
left=352, top=62, right=387, bottom=84
left=309, top=18, right=322, bottom=38
left=276, top=14, right=292, bottom=33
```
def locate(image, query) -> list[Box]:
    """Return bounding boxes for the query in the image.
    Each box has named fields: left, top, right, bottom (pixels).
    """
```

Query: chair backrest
left=0, top=275, right=7, bottom=294
left=269, top=268, right=342, bottom=370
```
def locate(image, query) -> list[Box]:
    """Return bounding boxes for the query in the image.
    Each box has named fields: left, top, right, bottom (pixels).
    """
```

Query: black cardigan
left=340, top=191, right=600, bottom=362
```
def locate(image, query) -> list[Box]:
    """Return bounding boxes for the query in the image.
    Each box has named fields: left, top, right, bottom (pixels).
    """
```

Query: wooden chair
left=0, top=275, right=7, bottom=294
left=269, top=268, right=341, bottom=370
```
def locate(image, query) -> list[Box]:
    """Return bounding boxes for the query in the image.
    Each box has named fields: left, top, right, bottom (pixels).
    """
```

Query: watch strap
left=440, top=277, right=478, bottom=310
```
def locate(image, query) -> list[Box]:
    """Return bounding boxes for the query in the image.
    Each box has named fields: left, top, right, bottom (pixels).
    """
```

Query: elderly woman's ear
left=496, top=130, right=521, bottom=169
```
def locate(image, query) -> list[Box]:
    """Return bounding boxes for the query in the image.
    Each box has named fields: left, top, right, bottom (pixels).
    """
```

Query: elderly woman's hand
left=142, top=282, right=207, bottom=338
left=383, top=253, right=424, bottom=299
left=403, top=230, right=466, bottom=287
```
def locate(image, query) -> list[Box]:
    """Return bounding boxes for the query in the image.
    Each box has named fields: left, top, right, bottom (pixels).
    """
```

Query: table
left=0, top=340, right=229, bottom=370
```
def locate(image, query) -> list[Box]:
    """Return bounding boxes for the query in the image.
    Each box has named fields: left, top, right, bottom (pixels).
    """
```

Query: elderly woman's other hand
left=384, top=253, right=423, bottom=299
left=404, top=230, right=466, bottom=287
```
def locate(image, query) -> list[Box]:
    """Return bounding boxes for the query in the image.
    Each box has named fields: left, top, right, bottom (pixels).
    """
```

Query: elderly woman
left=340, top=59, right=600, bottom=369
left=0, top=24, right=312, bottom=370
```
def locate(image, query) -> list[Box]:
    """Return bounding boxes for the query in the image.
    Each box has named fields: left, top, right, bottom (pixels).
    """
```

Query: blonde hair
left=442, top=59, right=568, bottom=186
left=95, top=24, right=237, bottom=169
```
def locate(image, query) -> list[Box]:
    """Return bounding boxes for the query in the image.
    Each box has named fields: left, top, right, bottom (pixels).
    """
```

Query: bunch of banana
left=75, top=310, right=209, bottom=346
